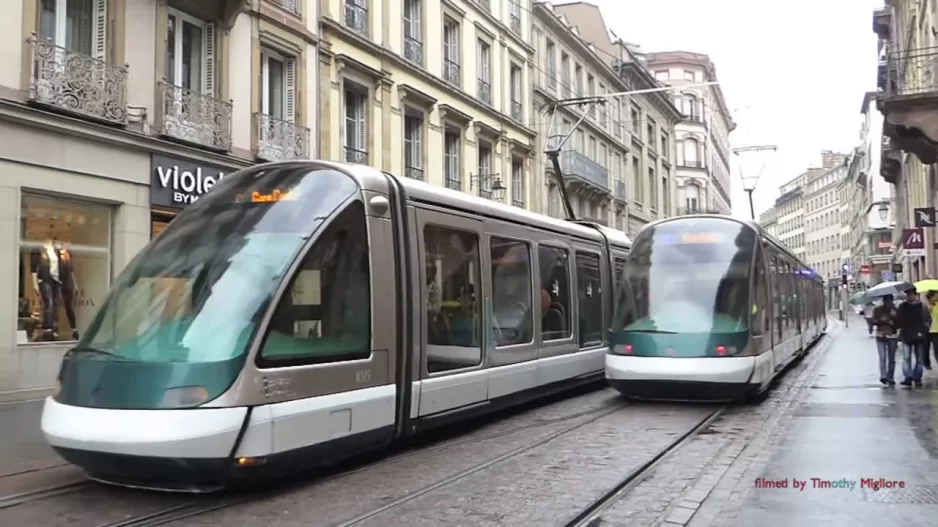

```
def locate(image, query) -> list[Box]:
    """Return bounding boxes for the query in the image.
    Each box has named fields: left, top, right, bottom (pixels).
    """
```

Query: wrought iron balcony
left=510, top=100, right=522, bottom=122
left=444, top=59, right=460, bottom=86
left=881, top=47, right=938, bottom=98
left=474, top=0, right=490, bottom=12
left=477, top=79, right=492, bottom=105
left=677, top=207, right=723, bottom=216
left=345, top=146, right=368, bottom=164
left=678, top=160, right=705, bottom=169
left=27, top=37, right=128, bottom=125
left=345, top=3, right=368, bottom=36
left=445, top=172, right=461, bottom=190
left=405, top=166, right=425, bottom=180
left=554, top=150, right=609, bottom=192
left=271, top=0, right=300, bottom=14
left=404, top=36, right=422, bottom=65
left=614, top=180, right=626, bottom=202
left=254, top=113, right=310, bottom=161
left=159, top=81, right=232, bottom=151
left=683, top=113, right=704, bottom=124
left=510, top=14, right=521, bottom=35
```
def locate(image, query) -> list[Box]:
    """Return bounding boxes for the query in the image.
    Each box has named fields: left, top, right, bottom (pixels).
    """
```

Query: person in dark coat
left=896, top=288, right=929, bottom=387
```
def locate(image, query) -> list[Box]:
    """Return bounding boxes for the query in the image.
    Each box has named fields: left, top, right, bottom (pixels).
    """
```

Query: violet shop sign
left=150, top=154, right=232, bottom=209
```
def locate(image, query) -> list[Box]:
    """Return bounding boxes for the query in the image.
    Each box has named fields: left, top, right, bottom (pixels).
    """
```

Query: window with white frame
left=477, top=40, right=492, bottom=104
left=404, top=110, right=424, bottom=180
left=511, top=157, right=524, bottom=207
left=444, top=127, right=461, bottom=190
left=403, top=0, right=422, bottom=64
left=443, top=20, right=460, bottom=85
left=477, top=141, right=493, bottom=198
left=165, top=9, right=214, bottom=95
left=260, top=48, right=295, bottom=122
left=345, top=0, right=368, bottom=35
left=343, top=82, right=368, bottom=163
left=510, top=63, right=522, bottom=122
left=508, top=0, right=521, bottom=34
left=39, top=0, right=104, bottom=58
left=545, top=39, right=556, bottom=89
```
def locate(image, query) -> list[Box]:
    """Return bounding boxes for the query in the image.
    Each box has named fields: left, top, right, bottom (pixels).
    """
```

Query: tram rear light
left=714, top=345, right=727, bottom=356
left=612, top=344, right=633, bottom=354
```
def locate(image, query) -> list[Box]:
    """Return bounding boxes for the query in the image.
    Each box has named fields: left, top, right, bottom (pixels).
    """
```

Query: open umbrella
left=849, top=291, right=868, bottom=305
left=915, top=279, right=938, bottom=293
left=864, top=280, right=915, bottom=301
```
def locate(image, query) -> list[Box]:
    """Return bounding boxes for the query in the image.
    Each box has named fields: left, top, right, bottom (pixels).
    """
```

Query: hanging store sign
left=914, top=207, right=936, bottom=228
left=150, top=154, right=232, bottom=209
left=901, top=227, right=925, bottom=258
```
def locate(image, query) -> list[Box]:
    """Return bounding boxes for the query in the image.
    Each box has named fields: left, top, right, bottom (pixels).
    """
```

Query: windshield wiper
left=68, top=346, right=137, bottom=361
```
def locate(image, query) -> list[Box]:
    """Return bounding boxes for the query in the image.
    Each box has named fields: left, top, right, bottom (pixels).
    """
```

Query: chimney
left=821, top=150, right=835, bottom=169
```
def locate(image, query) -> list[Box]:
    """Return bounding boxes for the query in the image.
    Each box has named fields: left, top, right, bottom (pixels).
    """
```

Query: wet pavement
left=708, top=316, right=938, bottom=526
left=0, top=398, right=58, bottom=475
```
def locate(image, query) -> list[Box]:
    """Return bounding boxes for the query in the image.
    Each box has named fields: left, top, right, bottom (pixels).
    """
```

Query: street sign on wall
left=860, top=264, right=871, bottom=274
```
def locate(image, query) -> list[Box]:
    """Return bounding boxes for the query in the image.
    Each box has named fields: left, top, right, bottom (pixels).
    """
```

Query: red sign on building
left=860, top=264, right=871, bottom=274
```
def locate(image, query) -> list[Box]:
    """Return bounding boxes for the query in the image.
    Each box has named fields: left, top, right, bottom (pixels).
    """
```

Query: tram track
left=561, top=406, right=727, bottom=527
left=72, top=391, right=625, bottom=526
left=0, top=480, right=88, bottom=509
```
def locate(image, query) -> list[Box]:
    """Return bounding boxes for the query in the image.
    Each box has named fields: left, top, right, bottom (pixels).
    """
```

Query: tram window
left=613, top=256, right=627, bottom=287
left=771, top=254, right=783, bottom=341
left=490, top=237, right=534, bottom=346
left=782, top=261, right=793, bottom=333
left=752, top=249, right=767, bottom=337
left=424, top=225, right=482, bottom=372
left=258, top=201, right=371, bottom=366
left=538, top=245, right=572, bottom=341
left=576, top=251, right=604, bottom=346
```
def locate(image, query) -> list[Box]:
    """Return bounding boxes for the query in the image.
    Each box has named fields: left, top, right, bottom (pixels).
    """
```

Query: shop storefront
left=149, top=154, right=230, bottom=237
left=0, top=117, right=248, bottom=401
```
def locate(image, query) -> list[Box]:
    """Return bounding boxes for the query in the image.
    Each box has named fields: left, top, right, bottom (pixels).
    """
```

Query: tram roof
left=330, top=161, right=632, bottom=249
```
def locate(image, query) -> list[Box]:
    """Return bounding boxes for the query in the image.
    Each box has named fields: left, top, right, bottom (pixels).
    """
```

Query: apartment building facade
left=537, top=2, right=679, bottom=236
left=774, top=172, right=807, bottom=264
left=803, top=157, right=847, bottom=298
left=320, top=0, right=537, bottom=208
left=646, top=51, right=735, bottom=215
left=873, top=1, right=938, bottom=281
left=0, top=0, right=320, bottom=399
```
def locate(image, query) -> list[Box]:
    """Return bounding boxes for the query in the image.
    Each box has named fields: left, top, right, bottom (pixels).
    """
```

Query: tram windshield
left=76, top=164, right=361, bottom=363
left=613, top=218, right=756, bottom=334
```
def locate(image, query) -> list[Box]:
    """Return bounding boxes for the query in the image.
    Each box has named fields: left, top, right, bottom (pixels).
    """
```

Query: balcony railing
left=254, top=113, right=310, bottom=161
left=556, top=150, right=609, bottom=192
left=614, top=180, right=626, bottom=201
left=445, top=173, right=461, bottom=190
left=444, top=59, right=460, bottom=85
left=271, top=0, right=300, bottom=14
left=510, top=100, right=522, bottom=122
left=405, top=166, right=425, bottom=180
left=883, top=47, right=938, bottom=98
left=474, top=0, right=490, bottom=11
left=477, top=79, right=492, bottom=105
left=677, top=207, right=723, bottom=216
left=27, top=37, right=128, bottom=125
left=683, top=113, right=704, bottom=124
left=404, top=35, right=422, bottom=65
left=345, top=3, right=368, bottom=36
left=678, top=160, right=705, bottom=168
left=159, top=81, right=232, bottom=151
left=345, top=146, right=368, bottom=163
left=510, top=14, right=521, bottom=34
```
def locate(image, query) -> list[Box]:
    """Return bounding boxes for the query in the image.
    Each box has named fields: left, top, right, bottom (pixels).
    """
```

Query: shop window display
left=18, top=194, right=111, bottom=343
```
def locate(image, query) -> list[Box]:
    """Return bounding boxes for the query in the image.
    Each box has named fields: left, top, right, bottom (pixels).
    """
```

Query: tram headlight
left=161, top=386, right=209, bottom=408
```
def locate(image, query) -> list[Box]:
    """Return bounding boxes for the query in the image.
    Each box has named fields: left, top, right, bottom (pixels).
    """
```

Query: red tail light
left=613, top=344, right=633, bottom=354
left=715, top=345, right=727, bottom=356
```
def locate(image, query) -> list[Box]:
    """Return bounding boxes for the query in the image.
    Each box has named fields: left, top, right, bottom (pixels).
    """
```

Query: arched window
left=684, top=183, right=700, bottom=213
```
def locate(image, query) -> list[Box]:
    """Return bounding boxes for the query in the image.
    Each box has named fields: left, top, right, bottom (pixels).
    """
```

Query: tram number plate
left=355, top=370, right=372, bottom=384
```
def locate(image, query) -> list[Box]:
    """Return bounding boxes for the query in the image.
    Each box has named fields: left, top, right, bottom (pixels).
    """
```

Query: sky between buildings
left=590, top=0, right=883, bottom=218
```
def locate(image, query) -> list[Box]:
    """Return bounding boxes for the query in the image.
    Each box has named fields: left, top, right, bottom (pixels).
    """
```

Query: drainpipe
left=929, top=165, right=937, bottom=278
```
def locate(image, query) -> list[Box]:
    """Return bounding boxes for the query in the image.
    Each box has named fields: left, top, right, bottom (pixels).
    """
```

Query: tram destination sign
left=150, top=154, right=233, bottom=209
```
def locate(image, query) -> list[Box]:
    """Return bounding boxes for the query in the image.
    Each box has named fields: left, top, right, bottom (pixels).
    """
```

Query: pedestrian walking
left=927, top=291, right=938, bottom=367
left=897, top=288, right=929, bottom=387
left=863, top=302, right=876, bottom=335
left=873, top=295, right=898, bottom=386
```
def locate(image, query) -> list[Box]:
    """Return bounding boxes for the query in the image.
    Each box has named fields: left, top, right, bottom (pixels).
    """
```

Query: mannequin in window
left=30, top=236, right=79, bottom=341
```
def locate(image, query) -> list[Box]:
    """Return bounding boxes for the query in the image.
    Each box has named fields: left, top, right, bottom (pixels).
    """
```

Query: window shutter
left=92, top=0, right=108, bottom=61
left=414, top=119, right=422, bottom=169
left=356, top=94, right=366, bottom=152
left=285, top=57, right=296, bottom=123
left=203, top=23, right=216, bottom=95
left=403, top=2, right=412, bottom=37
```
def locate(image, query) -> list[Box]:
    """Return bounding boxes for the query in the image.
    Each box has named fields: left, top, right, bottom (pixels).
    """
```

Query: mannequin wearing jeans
left=30, top=238, right=78, bottom=341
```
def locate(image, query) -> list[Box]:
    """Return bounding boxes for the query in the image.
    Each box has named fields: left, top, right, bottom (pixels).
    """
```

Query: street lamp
left=470, top=172, right=506, bottom=202
left=877, top=202, right=889, bottom=222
